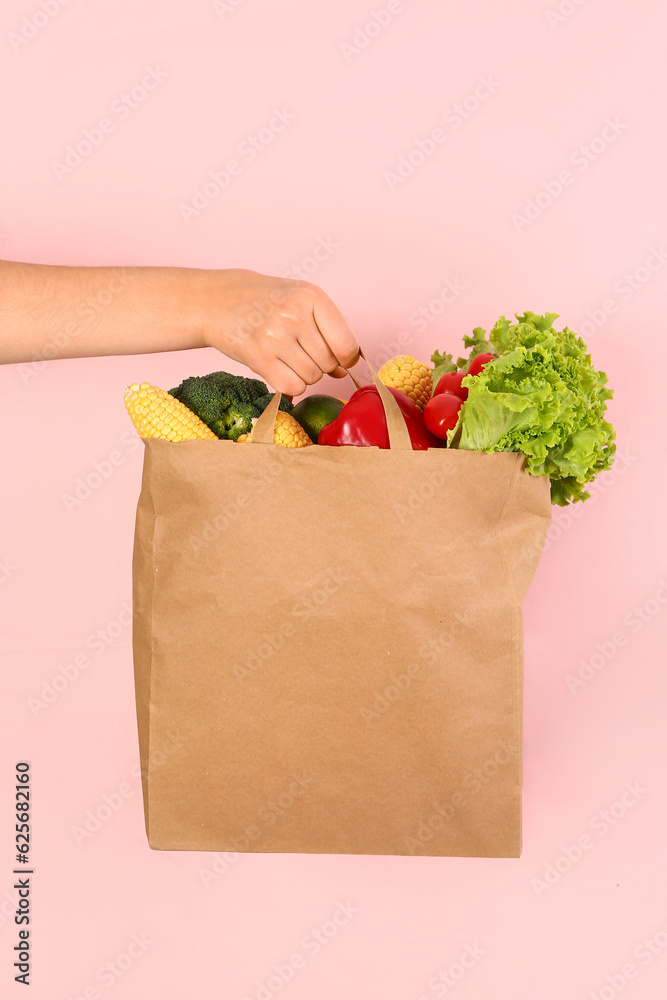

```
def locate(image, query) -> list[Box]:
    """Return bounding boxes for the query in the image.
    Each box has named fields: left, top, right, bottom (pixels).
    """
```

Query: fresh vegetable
left=441, top=312, right=615, bottom=505
left=377, top=355, right=432, bottom=411
left=433, top=371, right=468, bottom=401
left=423, top=393, right=463, bottom=439
left=456, top=328, right=499, bottom=371
left=124, top=383, right=217, bottom=441
left=466, top=352, right=496, bottom=377
left=237, top=411, right=313, bottom=447
left=318, top=384, right=441, bottom=450
left=432, top=338, right=499, bottom=390
left=291, top=394, right=345, bottom=443
left=170, top=370, right=293, bottom=442
left=430, top=349, right=458, bottom=394
left=125, top=308, right=614, bottom=508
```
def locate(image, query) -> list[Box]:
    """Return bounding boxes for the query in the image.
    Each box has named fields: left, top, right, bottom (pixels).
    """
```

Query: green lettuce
left=431, top=329, right=501, bottom=390
left=430, top=349, right=458, bottom=392
left=455, top=326, right=498, bottom=370
left=448, top=311, right=615, bottom=506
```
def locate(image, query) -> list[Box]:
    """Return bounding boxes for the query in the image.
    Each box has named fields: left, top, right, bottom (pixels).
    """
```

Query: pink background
left=1, top=0, right=666, bottom=997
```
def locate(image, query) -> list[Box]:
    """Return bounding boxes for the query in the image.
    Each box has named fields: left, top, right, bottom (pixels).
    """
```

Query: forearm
left=0, top=260, right=208, bottom=364
left=0, top=260, right=359, bottom=395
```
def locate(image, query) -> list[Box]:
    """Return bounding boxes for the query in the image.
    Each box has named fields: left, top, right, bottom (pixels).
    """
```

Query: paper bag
left=131, top=354, right=551, bottom=857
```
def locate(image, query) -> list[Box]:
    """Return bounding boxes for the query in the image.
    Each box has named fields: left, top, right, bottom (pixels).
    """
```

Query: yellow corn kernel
left=377, top=355, right=433, bottom=411
left=124, top=382, right=217, bottom=441
left=237, top=410, right=313, bottom=447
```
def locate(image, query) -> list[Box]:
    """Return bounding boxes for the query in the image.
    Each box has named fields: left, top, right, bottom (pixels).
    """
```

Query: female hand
left=200, top=268, right=360, bottom=396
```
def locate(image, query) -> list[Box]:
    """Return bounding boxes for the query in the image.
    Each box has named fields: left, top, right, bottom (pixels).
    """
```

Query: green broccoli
left=169, top=371, right=293, bottom=441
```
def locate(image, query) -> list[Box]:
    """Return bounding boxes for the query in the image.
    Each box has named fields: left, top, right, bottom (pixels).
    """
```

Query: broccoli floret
left=254, top=392, right=294, bottom=416
left=169, top=370, right=292, bottom=441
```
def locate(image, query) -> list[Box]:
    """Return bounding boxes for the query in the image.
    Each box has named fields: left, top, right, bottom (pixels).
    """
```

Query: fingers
left=277, top=339, right=330, bottom=391
left=216, top=274, right=361, bottom=396
left=252, top=345, right=352, bottom=396
left=263, top=284, right=360, bottom=394
left=294, top=325, right=344, bottom=378
left=310, top=286, right=359, bottom=371
left=259, top=358, right=309, bottom=397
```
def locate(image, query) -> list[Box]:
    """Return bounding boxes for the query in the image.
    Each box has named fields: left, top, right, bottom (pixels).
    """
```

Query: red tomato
left=433, top=371, right=468, bottom=401
left=467, top=352, right=496, bottom=377
left=423, top=393, right=462, bottom=439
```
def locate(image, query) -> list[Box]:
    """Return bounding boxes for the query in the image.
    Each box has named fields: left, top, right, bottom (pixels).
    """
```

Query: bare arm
left=0, top=261, right=360, bottom=395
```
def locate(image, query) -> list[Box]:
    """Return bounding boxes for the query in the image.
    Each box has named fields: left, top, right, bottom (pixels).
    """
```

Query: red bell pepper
left=318, top=384, right=441, bottom=450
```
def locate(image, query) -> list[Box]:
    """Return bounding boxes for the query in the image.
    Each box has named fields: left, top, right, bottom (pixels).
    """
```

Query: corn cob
left=237, top=410, right=313, bottom=447
left=377, top=355, right=432, bottom=411
left=125, top=382, right=217, bottom=441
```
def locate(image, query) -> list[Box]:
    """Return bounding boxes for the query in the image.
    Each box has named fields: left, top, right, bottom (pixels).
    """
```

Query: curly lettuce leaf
left=430, top=349, right=457, bottom=394
left=430, top=348, right=457, bottom=371
left=431, top=328, right=500, bottom=375
left=456, top=326, right=497, bottom=369
left=452, top=311, right=616, bottom=505
left=430, top=349, right=456, bottom=394
left=431, top=330, right=500, bottom=391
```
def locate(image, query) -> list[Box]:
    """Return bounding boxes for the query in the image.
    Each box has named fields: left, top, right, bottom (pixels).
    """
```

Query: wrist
left=163, top=266, right=214, bottom=352
left=195, top=267, right=249, bottom=352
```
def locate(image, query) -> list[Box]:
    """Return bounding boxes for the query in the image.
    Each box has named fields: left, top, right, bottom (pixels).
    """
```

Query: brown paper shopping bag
left=131, top=352, right=551, bottom=857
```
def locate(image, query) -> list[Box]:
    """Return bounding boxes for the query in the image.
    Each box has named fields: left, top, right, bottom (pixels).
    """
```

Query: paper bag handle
left=250, top=347, right=413, bottom=450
